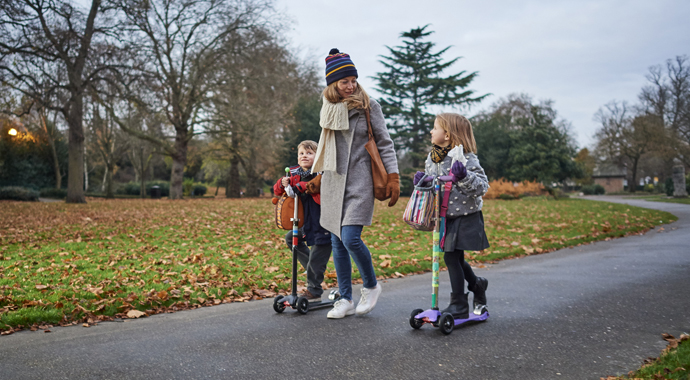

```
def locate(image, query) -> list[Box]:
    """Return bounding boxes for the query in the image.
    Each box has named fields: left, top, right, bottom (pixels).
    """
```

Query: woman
left=311, top=48, right=400, bottom=319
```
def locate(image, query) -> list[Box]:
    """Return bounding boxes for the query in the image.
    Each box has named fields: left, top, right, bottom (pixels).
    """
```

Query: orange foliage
left=484, top=179, right=546, bottom=199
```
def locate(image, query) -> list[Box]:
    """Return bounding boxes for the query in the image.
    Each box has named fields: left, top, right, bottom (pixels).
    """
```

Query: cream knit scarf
left=312, top=97, right=350, bottom=172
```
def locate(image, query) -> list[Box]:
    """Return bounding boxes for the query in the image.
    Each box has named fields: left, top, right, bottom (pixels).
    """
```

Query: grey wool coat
left=320, top=99, right=399, bottom=239
left=424, top=153, right=489, bottom=218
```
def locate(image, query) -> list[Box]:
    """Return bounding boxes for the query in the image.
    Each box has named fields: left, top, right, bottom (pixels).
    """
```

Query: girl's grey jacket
left=320, top=99, right=399, bottom=239
left=424, top=153, right=489, bottom=218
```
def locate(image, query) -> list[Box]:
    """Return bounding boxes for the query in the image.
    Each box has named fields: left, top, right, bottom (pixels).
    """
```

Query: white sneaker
left=327, top=299, right=355, bottom=319
left=356, top=283, right=382, bottom=315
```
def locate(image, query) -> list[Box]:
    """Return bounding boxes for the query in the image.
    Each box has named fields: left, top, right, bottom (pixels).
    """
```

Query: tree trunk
left=41, top=113, right=62, bottom=189
left=105, top=162, right=114, bottom=199
left=101, top=166, right=108, bottom=192
left=84, top=144, right=89, bottom=192
left=66, top=96, right=86, bottom=203
left=243, top=158, right=261, bottom=197
left=52, top=140, right=62, bottom=190
left=169, top=133, right=188, bottom=199
left=226, top=154, right=241, bottom=198
left=140, top=149, right=146, bottom=198
left=629, top=157, right=640, bottom=193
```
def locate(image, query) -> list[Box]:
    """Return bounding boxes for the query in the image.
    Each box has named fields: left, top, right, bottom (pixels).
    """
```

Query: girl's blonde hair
left=323, top=79, right=370, bottom=110
left=435, top=113, right=478, bottom=153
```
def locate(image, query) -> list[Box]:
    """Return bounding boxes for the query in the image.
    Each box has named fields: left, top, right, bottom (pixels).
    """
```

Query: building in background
left=592, top=164, right=627, bottom=193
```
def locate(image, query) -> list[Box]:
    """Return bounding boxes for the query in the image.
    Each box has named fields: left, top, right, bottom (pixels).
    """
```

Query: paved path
left=1, top=196, right=689, bottom=380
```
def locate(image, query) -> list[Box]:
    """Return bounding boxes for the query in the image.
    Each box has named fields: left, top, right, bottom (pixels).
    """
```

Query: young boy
left=273, top=140, right=331, bottom=302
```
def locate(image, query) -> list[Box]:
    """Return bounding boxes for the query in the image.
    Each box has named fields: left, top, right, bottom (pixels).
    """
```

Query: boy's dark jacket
left=273, top=165, right=330, bottom=246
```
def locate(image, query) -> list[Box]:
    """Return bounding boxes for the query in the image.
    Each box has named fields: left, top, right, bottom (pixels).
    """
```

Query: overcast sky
left=274, top=0, right=690, bottom=149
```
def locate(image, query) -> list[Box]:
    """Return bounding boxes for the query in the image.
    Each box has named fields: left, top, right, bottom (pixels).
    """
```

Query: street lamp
left=8, top=128, right=17, bottom=136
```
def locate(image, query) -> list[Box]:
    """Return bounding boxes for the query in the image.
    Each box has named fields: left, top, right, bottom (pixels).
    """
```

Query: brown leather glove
left=386, top=173, right=400, bottom=207
left=305, top=174, right=322, bottom=194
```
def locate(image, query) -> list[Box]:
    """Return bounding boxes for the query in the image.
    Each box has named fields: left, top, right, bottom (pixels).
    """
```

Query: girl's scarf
left=430, top=144, right=452, bottom=163
left=312, top=97, right=350, bottom=172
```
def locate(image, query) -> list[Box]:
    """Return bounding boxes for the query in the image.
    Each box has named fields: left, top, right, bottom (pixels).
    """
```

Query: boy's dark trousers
left=284, top=230, right=332, bottom=298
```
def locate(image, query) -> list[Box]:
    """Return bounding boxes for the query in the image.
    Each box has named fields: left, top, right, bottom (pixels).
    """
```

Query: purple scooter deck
left=415, top=309, right=489, bottom=325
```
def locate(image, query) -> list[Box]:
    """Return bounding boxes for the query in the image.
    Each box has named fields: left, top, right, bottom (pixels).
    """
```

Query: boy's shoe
left=355, top=283, right=382, bottom=315
left=327, top=299, right=355, bottom=319
left=299, top=290, right=321, bottom=303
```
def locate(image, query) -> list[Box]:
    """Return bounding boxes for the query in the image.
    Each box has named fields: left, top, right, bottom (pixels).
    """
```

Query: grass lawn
left=604, top=334, right=689, bottom=379
left=0, top=196, right=677, bottom=334
left=629, top=194, right=690, bottom=205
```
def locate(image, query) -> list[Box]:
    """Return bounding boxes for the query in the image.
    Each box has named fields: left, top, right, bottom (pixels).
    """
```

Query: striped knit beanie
left=325, top=48, right=358, bottom=85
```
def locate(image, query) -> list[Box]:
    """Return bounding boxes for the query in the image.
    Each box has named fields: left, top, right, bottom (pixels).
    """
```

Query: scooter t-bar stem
left=431, top=164, right=441, bottom=310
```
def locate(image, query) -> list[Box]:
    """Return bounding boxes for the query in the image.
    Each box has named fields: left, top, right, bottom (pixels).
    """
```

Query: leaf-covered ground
left=0, top=197, right=677, bottom=334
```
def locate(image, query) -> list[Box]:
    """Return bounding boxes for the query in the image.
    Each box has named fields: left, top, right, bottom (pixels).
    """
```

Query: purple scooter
left=409, top=171, right=489, bottom=335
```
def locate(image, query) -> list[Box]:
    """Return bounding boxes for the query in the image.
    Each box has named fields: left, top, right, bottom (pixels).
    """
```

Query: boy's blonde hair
left=297, top=140, right=317, bottom=153
left=435, top=113, right=478, bottom=153
left=323, top=80, right=370, bottom=110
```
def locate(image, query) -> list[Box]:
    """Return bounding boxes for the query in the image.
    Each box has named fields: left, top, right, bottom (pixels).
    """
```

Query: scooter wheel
left=273, top=296, right=286, bottom=313
left=409, top=309, right=424, bottom=329
left=439, top=312, right=455, bottom=335
left=296, top=297, right=309, bottom=314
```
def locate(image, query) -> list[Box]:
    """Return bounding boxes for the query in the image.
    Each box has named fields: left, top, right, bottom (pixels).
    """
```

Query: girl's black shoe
left=472, top=277, right=488, bottom=314
left=440, top=292, right=469, bottom=319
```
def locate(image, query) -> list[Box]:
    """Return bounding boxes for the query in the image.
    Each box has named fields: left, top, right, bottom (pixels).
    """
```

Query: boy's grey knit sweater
left=424, top=153, right=490, bottom=218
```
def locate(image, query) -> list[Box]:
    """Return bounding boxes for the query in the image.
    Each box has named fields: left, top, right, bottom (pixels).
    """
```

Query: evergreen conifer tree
left=374, top=25, right=487, bottom=167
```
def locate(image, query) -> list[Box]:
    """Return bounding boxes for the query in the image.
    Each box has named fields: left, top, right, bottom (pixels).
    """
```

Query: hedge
left=0, top=186, right=39, bottom=201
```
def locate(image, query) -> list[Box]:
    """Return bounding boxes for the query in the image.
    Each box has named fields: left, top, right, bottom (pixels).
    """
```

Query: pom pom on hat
left=325, top=48, right=358, bottom=86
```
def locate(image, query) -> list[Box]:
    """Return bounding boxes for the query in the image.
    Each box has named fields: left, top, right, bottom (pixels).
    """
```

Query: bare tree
left=26, top=104, right=64, bottom=189
left=126, top=110, right=161, bottom=198
left=594, top=101, right=665, bottom=192
left=0, top=0, right=119, bottom=203
left=85, top=100, right=129, bottom=198
left=206, top=30, right=310, bottom=197
left=639, top=55, right=690, bottom=165
left=109, top=0, right=275, bottom=199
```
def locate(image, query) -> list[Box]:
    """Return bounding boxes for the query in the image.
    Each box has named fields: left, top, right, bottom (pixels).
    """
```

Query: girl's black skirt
left=442, top=211, right=490, bottom=252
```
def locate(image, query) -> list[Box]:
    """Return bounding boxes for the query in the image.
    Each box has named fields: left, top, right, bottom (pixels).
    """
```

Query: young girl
left=413, top=113, right=490, bottom=319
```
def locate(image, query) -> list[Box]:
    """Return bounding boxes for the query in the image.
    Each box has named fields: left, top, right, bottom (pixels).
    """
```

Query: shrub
left=484, top=179, right=546, bottom=199
left=644, top=183, right=655, bottom=193
left=183, top=178, right=194, bottom=196
left=147, top=181, right=170, bottom=197
left=655, top=182, right=666, bottom=195
left=497, top=193, right=517, bottom=200
left=665, top=177, right=674, bottom=196
left=582, top=184, right=605, bottom=195
left=120, top=182, right=141, bottom=196
left=116, top=181, right=170, bottom=197
left=547, top=187, right=568, bottom=200
left=0, top=186, right=39, bottom=201
left=192, top=184, right=207, bottom=196
left=663, top=174, right=690, bottom=196
left=39, top=188, right=67, bottom=198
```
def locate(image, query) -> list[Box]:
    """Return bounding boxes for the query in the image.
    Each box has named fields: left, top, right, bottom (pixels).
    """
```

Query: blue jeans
left=331, top=225, right=378, bottom=301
